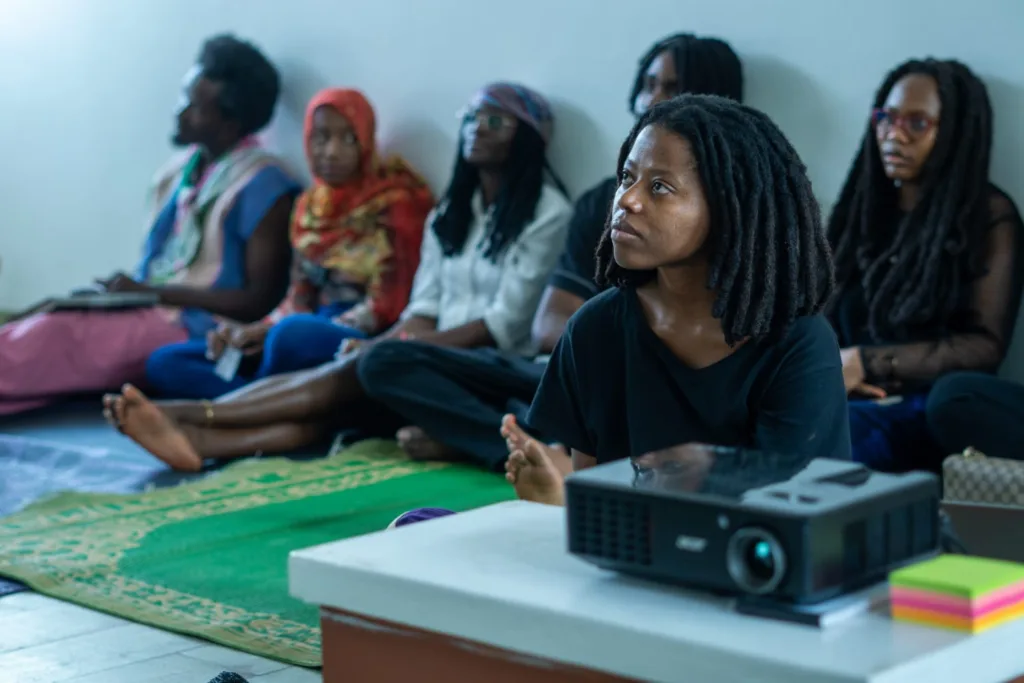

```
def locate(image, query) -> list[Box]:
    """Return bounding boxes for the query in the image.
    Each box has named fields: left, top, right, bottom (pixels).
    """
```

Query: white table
left=289, top=500, right=1024, bottom=683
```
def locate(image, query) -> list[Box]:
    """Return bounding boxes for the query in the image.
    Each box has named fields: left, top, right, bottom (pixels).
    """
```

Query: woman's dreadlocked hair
left=595, top=95, right=835, bottom=345
left=628, top=33, right=744, bottom=109
left=827, top=58, right=993, bottom=342
left=430, top=124, right=567, bottom=261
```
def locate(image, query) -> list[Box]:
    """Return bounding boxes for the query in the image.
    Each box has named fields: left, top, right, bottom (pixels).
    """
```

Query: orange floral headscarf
left=291, top=88, right=433, bottom=281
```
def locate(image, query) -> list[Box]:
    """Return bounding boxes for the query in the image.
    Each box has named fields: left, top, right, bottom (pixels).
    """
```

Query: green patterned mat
left=0, top=440, right=515, bottom=666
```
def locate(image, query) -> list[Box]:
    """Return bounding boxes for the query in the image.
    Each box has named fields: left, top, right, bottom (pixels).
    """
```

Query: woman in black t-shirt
left=502, top=94, right=851, bottom=505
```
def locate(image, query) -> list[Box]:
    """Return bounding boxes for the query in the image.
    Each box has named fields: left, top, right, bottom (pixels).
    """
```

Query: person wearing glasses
left=102, top=82, right=571, bottom=472
left=826, top=58, right=1022, bottom=472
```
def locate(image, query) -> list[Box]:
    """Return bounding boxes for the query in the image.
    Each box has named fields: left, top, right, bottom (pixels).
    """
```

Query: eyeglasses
left=458, top=108, right=516, bottom=132
left=871, top=108, right=938, bottom=137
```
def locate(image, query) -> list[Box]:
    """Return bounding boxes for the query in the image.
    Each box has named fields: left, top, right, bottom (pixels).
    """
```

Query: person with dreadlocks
left=355, top=33, right=743, bottom=475
left=101, top=83, right=571, bottom=472
left=826, top=58, right=1022, bottom=472
left=629, top=32, right=743, bottom=116
left=501, top=94, right=850, bottom=506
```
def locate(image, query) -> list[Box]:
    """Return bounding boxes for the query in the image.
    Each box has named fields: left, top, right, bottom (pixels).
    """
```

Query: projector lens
left=746, top=541, right=775, bottom=580
left=727, top=527, right=787, bottom=595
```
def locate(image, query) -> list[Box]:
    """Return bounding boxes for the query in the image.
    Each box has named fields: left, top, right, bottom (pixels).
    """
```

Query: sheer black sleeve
left=862, top=193, right=1022, bottom=385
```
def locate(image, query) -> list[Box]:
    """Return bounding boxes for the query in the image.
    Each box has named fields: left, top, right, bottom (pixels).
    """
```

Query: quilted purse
left=943, top=447, right=1024, bottom=507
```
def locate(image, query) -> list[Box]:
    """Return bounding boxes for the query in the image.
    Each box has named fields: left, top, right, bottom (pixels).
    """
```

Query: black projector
left=565, top=446, right=940, bottom=604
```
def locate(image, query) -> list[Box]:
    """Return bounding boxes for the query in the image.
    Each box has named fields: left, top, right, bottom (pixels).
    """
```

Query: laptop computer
left=942, top=501, right=1024, bottom=563
left=7, top=291, right=160, bottom=322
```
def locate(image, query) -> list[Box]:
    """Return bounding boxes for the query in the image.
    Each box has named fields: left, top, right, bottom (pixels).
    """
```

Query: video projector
left=565, top=445, right=940, bottom=604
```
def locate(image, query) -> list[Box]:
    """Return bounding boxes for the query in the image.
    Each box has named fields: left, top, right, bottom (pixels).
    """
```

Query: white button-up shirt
left=402, top=185, right=571, bottom=355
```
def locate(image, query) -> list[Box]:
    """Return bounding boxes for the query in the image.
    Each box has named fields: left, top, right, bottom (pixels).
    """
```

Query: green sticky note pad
left=890, top=555, right=1024, bottom=599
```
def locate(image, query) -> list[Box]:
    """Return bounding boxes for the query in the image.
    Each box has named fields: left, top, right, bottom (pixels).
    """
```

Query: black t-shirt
left=546, top=177, right=617, bottom=300
left=526, top=288, right=852, bottom=464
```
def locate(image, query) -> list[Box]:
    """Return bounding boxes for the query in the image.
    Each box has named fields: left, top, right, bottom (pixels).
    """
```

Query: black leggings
left=357, top=340, right=546, bottom=470
left=926, top=372, right=1024, bottom=460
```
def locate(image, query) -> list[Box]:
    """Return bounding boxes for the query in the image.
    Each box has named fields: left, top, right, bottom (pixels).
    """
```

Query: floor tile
left=253, top=667, right=322, bottom=682
left=180, top=644, right=291, bottom=677
left=0, top=622, right=195, bottom=683
left=64, top=652, right=241, bottom=683
left=0, top=595, right=124, bottom=653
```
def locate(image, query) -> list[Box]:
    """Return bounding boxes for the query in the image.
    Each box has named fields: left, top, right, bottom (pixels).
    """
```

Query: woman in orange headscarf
left=144, top=88, right=434, bottom=398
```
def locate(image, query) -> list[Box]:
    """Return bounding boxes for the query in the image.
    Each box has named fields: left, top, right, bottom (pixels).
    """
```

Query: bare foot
left=117, top=384, right=204, bottom=472
left=500, top=415, right=566, bottom=506
left=396, top=426, right=463, bottom=462
left=103, top=394, right=196, bottom=430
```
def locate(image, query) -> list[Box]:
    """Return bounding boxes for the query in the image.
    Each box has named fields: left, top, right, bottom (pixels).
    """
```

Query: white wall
left=1, top=0, right=1022, bottom=372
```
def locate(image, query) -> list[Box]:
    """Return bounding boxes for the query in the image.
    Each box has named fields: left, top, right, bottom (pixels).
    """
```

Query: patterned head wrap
left=469, top=82, right=554, bottom=145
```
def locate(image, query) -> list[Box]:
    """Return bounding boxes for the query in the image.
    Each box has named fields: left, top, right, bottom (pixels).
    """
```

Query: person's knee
left=263, top=315, right=318, bottom=359
left=928, top=373, right=989, bottom=418
left=357, top=340, right=423, bottom=396
left=926, top=372, right=990, bottom=450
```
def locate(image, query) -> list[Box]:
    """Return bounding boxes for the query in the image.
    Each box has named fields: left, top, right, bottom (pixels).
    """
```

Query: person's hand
left=336, top=337, right=367, bottom=357
left=228, top=322, right=270, bottom=356
left=853, top=384, right=888, bottom=399
left=206, top=323, right=233, bottom=361
left=841, top=347, right=887, bottom=399
left=334, top=327, right=417, bottom=361
left=334, top=310, right=362, bottom=331
left=206, top=322, right=269, bottom=360
left=334, top=303, right=376, bottom=333
left=335, top=310, right=356, bottom=324
left=95, top=272, right=151, bottom=293
left=840, top=347, right=866, bottom=391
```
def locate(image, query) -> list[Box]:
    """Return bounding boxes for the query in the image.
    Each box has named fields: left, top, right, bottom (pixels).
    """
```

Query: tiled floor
left=0, top=593, right=320, bottom=683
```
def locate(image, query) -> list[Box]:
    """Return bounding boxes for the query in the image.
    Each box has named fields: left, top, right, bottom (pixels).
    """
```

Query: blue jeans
left=145, top=312, right=366, bottom=399
left=848, top=394, right=942, bottom=472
